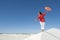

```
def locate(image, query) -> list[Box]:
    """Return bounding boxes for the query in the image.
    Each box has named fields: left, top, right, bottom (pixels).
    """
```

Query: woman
left=35, top=7, right=51, bottom=32
left=35, top=11, right=47, bottom=32
left=38, top=11, right=46, bottom=32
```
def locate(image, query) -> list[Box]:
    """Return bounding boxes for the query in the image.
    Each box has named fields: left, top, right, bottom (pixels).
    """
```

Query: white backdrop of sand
left=0, top=28, right=60, bottom=40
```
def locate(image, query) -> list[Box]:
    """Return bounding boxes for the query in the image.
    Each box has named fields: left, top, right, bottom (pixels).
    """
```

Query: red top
left=38, top=13, right=46, bottom=22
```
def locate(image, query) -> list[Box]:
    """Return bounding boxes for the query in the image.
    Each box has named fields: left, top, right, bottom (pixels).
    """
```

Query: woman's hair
left=39, top=12, right=42, bottom=15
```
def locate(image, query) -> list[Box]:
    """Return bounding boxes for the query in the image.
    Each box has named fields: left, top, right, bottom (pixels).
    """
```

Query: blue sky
left=0, top=0, right=60, bottom=33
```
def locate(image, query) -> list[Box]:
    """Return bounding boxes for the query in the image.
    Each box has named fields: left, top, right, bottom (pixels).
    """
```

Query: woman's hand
left=34, top=19, right=37, bottom=22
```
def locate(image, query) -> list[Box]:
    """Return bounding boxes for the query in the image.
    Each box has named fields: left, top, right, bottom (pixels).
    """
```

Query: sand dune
left=0, top=28, right=60, bottom=40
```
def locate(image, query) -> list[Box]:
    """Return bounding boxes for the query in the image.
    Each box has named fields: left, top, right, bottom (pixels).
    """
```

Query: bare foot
left=41, top=29, right=44, bottom=32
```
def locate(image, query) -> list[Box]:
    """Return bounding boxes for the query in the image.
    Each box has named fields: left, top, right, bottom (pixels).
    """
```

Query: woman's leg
left=40, top=22, right=45, bottom=32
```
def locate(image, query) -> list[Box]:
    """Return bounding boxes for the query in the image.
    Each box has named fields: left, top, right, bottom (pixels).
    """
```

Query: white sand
left=0, top=28, right=60, bottom=40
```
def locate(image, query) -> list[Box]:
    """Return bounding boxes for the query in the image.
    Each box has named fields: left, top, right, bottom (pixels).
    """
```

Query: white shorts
left=39, top=22, right=45, bottom=29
